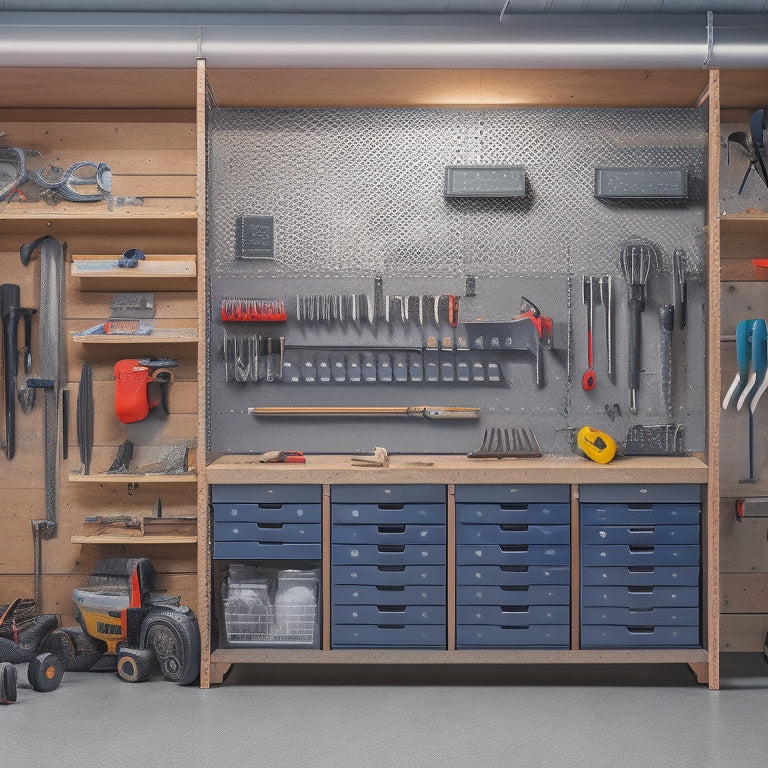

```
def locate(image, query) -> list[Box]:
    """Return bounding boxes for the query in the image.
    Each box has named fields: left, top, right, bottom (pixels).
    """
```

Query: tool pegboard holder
left=206, top=106, right=708, bottom=456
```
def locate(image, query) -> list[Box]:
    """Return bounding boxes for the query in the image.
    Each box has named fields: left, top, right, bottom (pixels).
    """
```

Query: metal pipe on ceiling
left=0, top=11, right=765, bottom=68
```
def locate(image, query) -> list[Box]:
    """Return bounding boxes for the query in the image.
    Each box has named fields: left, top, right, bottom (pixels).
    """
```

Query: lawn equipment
left=42, top=557, right=200, bottom=685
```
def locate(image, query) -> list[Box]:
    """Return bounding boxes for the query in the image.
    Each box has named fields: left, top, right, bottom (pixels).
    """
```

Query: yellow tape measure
left=577, top=425, right=617, bottom=464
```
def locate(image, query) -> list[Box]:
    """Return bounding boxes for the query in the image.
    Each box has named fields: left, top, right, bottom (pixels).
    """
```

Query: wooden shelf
left=72, top=328, right=198, bottom=344
left=720, top=213, right=768, bottom=232
left=71, top=254, right=197, bottom=291
left=0, top=199, right=196, bottom=219
left=69, top=471, right=196, bottom=484
left=71, top=534, right=197, bottom=545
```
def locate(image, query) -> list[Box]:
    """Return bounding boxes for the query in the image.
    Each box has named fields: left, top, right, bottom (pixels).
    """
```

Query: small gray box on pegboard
left=594, top=167, right=688, bottom=199
left=236, top=215, right=275, bottom=259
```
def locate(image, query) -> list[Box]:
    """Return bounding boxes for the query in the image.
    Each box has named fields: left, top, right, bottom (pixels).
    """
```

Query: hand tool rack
left=6, top=61, right=761, bottom=691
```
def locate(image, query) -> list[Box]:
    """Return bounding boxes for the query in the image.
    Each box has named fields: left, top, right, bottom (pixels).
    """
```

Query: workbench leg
left=688, top=662, right=709, bottom=686
left=209, top=662, right=232, bottom=686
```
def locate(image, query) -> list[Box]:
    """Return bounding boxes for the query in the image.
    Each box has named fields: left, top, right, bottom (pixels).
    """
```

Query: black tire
left=140, top=607, right=200, bottom=686
left=27, top=652, right=63, bottom=692
left=0, top=661, right=17, bottom=704
left=116, top=647, right=155, bottom=683
left=38, top=626, right=105, bottom=672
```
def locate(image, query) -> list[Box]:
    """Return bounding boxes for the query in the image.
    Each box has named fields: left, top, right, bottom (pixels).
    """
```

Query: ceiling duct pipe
left=0, top=11, right=765, bottom=68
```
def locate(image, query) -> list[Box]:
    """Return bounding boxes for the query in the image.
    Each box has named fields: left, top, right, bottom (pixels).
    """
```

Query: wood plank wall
left=0, top=109, right=199, bottom=624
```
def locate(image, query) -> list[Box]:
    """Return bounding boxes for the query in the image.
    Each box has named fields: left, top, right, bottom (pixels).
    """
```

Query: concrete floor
left=4, top=655, right=768, bottom=768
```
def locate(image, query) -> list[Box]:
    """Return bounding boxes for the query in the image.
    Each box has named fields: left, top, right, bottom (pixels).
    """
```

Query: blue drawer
left=581, top=545, right=700, bottom=567
left=333, top=604, right=445, bottom=625
left=332, top=503, right=446, bottom=525
left=332, top=484, right=445, bottom=504
left=456, top=624, right=570, bottom=649
left=456, top=564, right=571, bottom=586
left=332, top=623, right=446, bottom=648
left=455, top=484, right=570, bottom=503
left=332, top=524, right=446, bottom=545
left=582, top=585, right=699, bottom=608
left=332, top=543, right=446, bottom=565
left=212, top=484, right=322, bottom=503
left=456, top=523, right=569, bottom=545
left=456, top=502, right=570, bottom=525
left=581, top=624, right=700, bottom=648
left=456, top=584, right=570, bottom=606
left=213, top=541, right=321, bottom=560
left=581, top=503, right=700, bottom=526
left=333, top=564, right=446, bottom=586
left=457, top=604, right=570, bottom=625
left=213, top=502, right=321, bottom=524
left=581, top=566, right=700, bottom=587
left=581, top=525, right=699, bottom=546
left=579, top=484, right=700, bottom=504
left=214, top=522, right=321, bottom=543
left=581, top=606, right=699, bottom=626
left=333, top=584, right=446, bottom=605
left=456, top=544, right=570, bottom=566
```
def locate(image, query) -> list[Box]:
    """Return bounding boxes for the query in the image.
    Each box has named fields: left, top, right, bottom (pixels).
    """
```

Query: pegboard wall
left=206, top=106, right=708, bottom=456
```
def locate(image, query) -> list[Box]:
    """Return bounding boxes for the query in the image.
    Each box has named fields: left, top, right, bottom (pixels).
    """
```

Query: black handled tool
left=1, top=284, right=21, bottom=459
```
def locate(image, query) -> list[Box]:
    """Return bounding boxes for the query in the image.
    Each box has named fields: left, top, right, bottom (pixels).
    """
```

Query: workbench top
left=205, top=453, right=709, bottom=486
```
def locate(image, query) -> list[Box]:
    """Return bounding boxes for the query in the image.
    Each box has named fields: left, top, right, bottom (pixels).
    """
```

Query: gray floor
left=4, top=655, right=768, bottom=768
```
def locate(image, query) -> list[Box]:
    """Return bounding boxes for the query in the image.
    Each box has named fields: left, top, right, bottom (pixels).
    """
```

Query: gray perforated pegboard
left=206, top=106, right=707, bottom=456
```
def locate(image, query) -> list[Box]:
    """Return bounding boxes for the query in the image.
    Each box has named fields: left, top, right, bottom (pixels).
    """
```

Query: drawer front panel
left=457, top=604, right=570, bottom=625
left=456, top=524, right=569, bottom=546
left=456, top=564, right=571, bottom=586
left=333, top=604, right=445, bottom=625
left=456, top=624, right=570, bottom=648
left=332, top=503, right=446, bottom=525
left=213, top=541, right=322, bottom=560
left=581, top=606, right=699, bottom=626
left=332, top=623, right=446, bottom=648
left=213, top=502, right=321, bottom=524
left=332, top=524, right=446, bottom=545
left=456, top=584, right=570, bottom=606
left=581, top=545, right=700, bottom=567
left=333, top=584, right=446, bottom=605
left=581, top=503, right=700, bottom=526
left=332, top=484, right=446, bottom=504
left=582, top=586, right=699, bottom=608
left=579, top=484, right=700, bottom=504
left=214, top=522, right=321, bottom=543
left=455, top=502, right=570, bottom=525
left=212, top=484, right=322, bottom=503
left=333, top=564, right=446, bottom=586
left=581, top=625, right=700, bottom=648
left=332, top=544, right=446, bottom=565
left=581, top=525, right=699, bottom=546
left=456, top=544, right=570, bottom=566
left=455, top=484, right=570, bottom=503
left=581, top=566, right=700, bottom=587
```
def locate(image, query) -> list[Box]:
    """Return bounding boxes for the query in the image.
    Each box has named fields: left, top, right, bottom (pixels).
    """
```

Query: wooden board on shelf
left=70, top=534, right=197, bottom=545
left=68, top=471, right=197, bottom=484
left=71, top=253, right=197, bottom=291
left=72, top=327, right=198, bottom=344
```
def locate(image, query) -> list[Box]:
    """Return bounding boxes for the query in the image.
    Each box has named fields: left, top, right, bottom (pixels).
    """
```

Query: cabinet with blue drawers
left=331, top=484, right=447, bottom=649
left=455, top=484, right=571, bottom=649
left=580, top=484, right=701, bottom=649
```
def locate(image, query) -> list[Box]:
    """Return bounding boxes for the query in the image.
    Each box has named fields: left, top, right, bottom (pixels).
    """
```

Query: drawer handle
left=377, top=565, right=406, bottom=572
left=500, top=585, right=529, bottom=593
left=500, top=625, right=529, bottom=630
left=628, top=546, right=654, bottom=554
left=627, top=566, right=654, bottom=573
left=500, top=605, right=529, bottom=613
left=378, top=545, right=406, bottom=553
left=627, top=504, right=653, bottom=511
left=378, top=503, right=405, bottom=510
left=500, top=545, right=528, bottom=553
left=500, top=524, right=529, bottom=532
left=256, top=522, right=284, bottom=529
left=378, top=525, right=407, bottom=534
left=627, top=626, right=654, bottom=634
left=500, top=565, right=529, bottom=573
left=499, top=503, right=528, bottom=511
left=628, top=527, right=655, bottom=534
left=629, top=608, right=653, bottom=614
left=375, top=585, right=405, bottom=592
left=378, top=624, right=406, bottom=630
left=377, top=605, right=406, bottom=613
left=628, top=587, right=654, bottom=594
left=257, top=503, right=283, bottom=509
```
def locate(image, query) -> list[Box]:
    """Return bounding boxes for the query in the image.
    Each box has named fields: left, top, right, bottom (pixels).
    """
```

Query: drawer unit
left=455, top=484, right=570, bottom=650
left=331, top=484, right=447, bottom=649
left=580, top=484, right=701, bottom=649
left=212, top=485, right=323, bottom=560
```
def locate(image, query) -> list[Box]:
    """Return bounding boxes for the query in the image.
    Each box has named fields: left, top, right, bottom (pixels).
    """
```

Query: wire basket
left=224, top=599, right=318, bottom=647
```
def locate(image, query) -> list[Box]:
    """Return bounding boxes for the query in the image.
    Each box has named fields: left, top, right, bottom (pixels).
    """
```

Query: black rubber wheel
left=38, top=626, right=105, bottom=672
left=140, top=608, right=200, bottom=686
left=27, top=652, right=63, bottom=692
left=0, top=661, right=17, bottom=704
left=116, top=647, right=155, bottom=683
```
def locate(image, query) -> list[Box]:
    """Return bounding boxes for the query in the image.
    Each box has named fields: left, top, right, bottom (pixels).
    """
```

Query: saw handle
left=627, top=288, right=645, bottom=395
